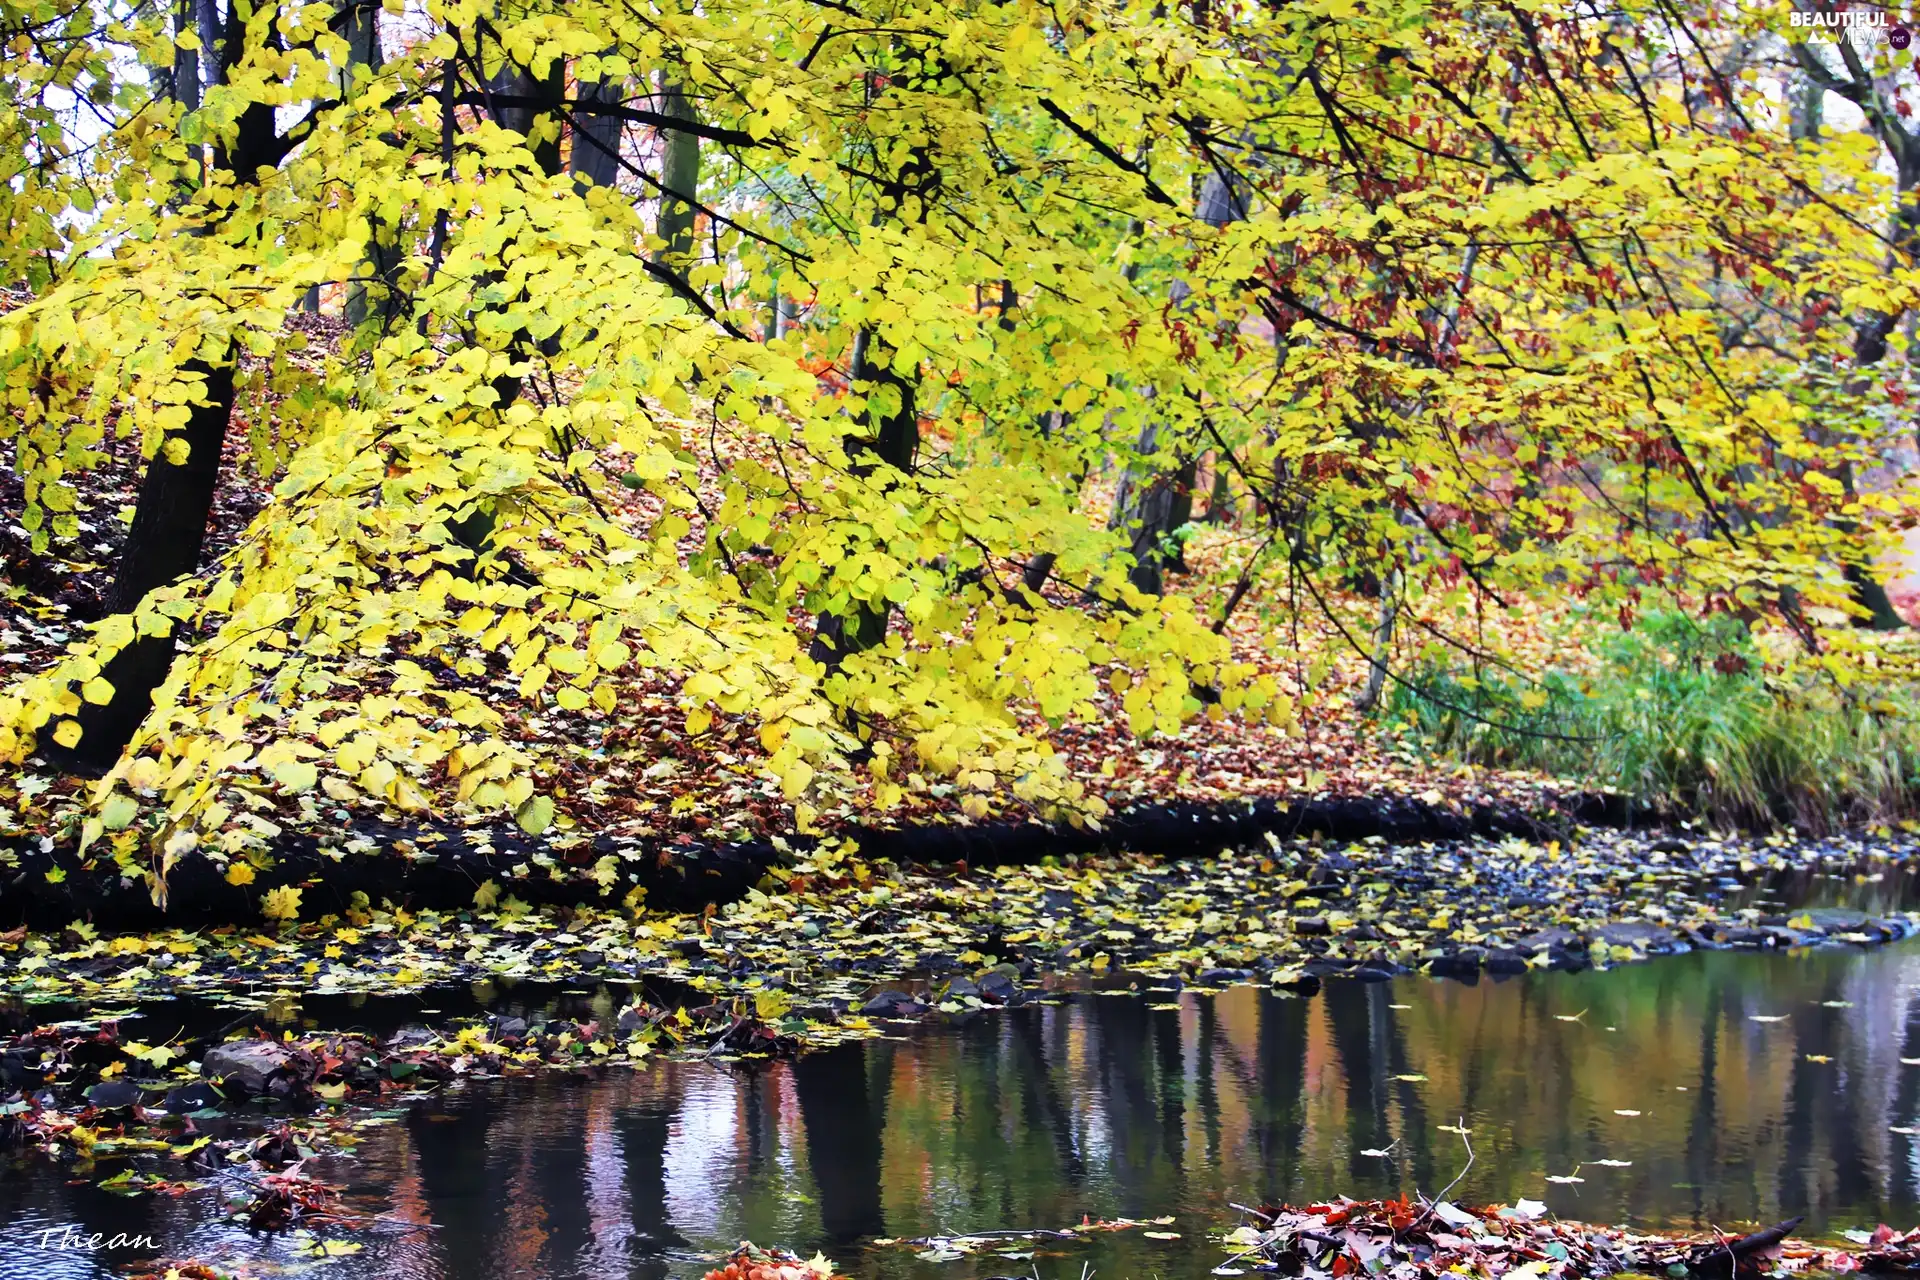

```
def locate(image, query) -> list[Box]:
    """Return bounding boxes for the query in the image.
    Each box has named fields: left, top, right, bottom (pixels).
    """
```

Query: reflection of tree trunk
left=1779, top=1001, right=1874, bottom=1217
left=1009, top=1006, right=1086, bottom=1185
left=1326, top=980, right=1393, bottom=1183
left=1091, top=993, right=1161, bottom=1183
left=617, top=1103, right=685, bottom=1247
left=1253, top=990, right=1311, bottom=1204
left=794, top=1041, right=891, bottom=1242
left=1153, top=1003, right=1186, bottom=1170
left=529, top=1094, right=596, bottom=1265
left=1196, top=995, right=1223, bottom=1164
left=1381, top=1001, right=1435, bottom=1192
left=1892, top=991, right=1920, bottom=1204
left=412, top=1100, right=506, bottom=1277
left=1684, top=987, right=1723, bottom=1224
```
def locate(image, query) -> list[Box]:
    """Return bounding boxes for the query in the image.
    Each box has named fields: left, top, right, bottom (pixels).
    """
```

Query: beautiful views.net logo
left=1790, top=8, right=1913, bottom=49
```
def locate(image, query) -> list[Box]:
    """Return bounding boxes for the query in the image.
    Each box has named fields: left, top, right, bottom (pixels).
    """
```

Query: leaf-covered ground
left=3, top=826, right=1913, bottom=1016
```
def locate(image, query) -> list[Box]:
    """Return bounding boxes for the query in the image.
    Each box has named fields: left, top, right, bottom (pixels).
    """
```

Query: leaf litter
left=1218, top=1199, right=1920, bottom=1280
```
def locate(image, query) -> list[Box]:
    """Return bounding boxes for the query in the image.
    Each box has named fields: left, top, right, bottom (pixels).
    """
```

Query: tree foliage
left=0, top=0, right=1916, bottom=893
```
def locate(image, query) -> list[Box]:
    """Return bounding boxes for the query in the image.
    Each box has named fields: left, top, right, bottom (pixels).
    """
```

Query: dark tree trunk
left=808, top=331, right=919, bottom=667
left=56, top=58, right=283, bottom=771
left=654, top=68, right=701, bottom=267
left=64, top=365, right=236, bottom=772
left=569, top=72, right=624, bottom=192
left=341, top=0, right=390, bottom=329
left=1108, top=428, right=1193, bottom=598
left=1103, top=166, right=1245, bottom=598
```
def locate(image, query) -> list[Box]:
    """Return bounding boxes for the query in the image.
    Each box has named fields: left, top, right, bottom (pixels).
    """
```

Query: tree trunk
left=341, top=0, right=390, bottom=329
left=1104, top=167, right=1247, bottom=598
left=808, top=328, right=918, bottom=667
left=1106, top=421, right=1196, bottom=598
left=1835, top=182, right=1919, bottom=631
left=1205, top=459, right=1234, bottom=524
left=1354, top=567, right=1399, bottom=713
left=654, top=70, right=701, bottom=268
left=570, top=71, right=624, bottom=192
left=55, top=11, right=282, bottom=772
left=64, top=362, right=237, bottom=772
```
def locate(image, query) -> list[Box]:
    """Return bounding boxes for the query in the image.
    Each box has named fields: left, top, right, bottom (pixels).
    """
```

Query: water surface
left=5, top=936, right=1920, bottom=1278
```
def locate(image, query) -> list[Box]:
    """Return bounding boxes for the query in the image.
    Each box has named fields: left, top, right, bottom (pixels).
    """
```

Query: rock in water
left=201, top=1039, right=311, bottom=1096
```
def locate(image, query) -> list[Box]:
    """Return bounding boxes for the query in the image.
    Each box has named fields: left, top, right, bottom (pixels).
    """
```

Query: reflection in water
left=6, top=941, right=1920, bottom=1279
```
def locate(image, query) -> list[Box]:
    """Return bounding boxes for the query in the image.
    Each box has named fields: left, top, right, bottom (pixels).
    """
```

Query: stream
left=5, top=928, right=1920, bottom=1278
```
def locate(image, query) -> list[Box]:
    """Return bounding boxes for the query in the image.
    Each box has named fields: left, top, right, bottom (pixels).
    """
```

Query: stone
left=977, top=969, right=1020, bottom=1001
left=1594, top=921, right=1681, bottom=952
left=386, top=1026, right=435, bottom=1050
left=860, top=990, right=927, bottom=1017
left=1483, top=948, right=1529, bottom=975
left=85, top=1080, right=141, bottom=1109
left=492, top=1016, right=528, bottom=1040
left=1516, top=926, right=1580, bottom=954
left=1794, top=907, right=1871, bottom=933
left=161, top=1082, right=223, bottom=1112
left=1196, top=968, right=1253, bottom=986
left=1428, top=947, right=1485, bottom=981
left=201, top=1039, right=310, bottom=1097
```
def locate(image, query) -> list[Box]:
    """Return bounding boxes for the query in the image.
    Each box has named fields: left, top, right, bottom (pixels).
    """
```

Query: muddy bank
left=0, top=790, right=1603, bottom=931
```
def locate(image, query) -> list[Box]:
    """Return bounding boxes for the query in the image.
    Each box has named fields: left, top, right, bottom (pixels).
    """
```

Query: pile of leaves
left=701, top=1244, right=847, bottom=1280
left=1216, top=1199, right=1920, bottom=1280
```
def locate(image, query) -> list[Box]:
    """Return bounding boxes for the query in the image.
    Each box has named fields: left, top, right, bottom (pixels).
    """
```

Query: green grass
left=1384, top=610, right=1920, bottom=831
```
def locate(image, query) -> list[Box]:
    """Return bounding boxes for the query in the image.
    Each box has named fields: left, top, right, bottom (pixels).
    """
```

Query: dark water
left=7, top=937, right=1920, bottom=1279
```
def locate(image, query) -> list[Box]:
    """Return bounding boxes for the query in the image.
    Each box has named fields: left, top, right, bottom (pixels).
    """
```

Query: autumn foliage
left=0, top=0, right=1916, bottom=895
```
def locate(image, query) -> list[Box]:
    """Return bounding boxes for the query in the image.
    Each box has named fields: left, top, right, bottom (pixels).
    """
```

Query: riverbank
left=3, top=823, right=1916, bottom=1024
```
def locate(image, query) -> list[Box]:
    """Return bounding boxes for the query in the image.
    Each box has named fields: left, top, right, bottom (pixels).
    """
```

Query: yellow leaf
left=98, top=791, right=138, bottom=830
left=272, top=760, right=318, bottom=792
left=515, top=794, right=554, bottom=835
left=261, top=885, right=303, bottom=922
